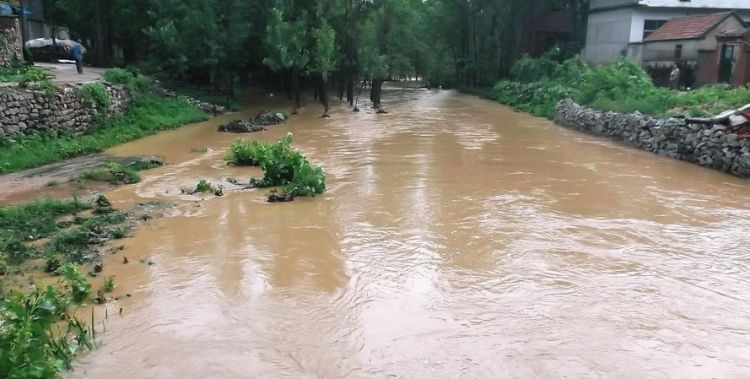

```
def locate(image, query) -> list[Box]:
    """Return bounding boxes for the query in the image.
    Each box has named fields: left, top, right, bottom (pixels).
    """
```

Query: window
left=675, top=44, right=683, bottom=60
left=643, top=20, right=668, bottom=39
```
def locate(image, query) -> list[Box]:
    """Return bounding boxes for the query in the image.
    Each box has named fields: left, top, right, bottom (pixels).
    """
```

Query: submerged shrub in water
left=58, top=263, right=92, bottom=303
left=225, top=139, right=271, bottom=166
left=231, top=133, right=326, bottom=201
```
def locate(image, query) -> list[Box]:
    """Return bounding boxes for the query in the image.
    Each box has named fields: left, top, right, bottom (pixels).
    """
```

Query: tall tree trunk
left=320, top=75, right=329, bottom=117
left=346, top=67, right=354, bottom=105
left=292, top=68, right=301, bottom=114
left=372, top=79, right=384, bottom=113
left=337, top=71, right=344, bottom=100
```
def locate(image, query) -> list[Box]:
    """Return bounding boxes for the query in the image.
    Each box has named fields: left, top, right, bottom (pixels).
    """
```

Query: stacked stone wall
left=0, top=83, right=131, bottom=136
left=555, top=99, right=750, bottom=178
left=0, top=17, right=22, bottom=67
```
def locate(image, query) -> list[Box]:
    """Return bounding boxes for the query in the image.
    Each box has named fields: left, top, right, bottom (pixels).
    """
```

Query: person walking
left=668, top=65, right=681, bottom=90
left=72, top=40, right=84, bottom=74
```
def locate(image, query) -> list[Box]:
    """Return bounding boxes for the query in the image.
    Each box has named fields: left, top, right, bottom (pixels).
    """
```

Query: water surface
left=68, top=89, right=750, bottom=378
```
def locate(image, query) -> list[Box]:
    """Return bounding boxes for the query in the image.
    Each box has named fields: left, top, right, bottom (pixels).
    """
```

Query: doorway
left=719, top=43, right=735, bottom=83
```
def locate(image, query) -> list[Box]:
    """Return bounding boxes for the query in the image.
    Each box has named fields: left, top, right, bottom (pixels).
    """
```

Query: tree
left=311, top=19, right=336, bottom=117
left=263, top=6, right=309, bottom=113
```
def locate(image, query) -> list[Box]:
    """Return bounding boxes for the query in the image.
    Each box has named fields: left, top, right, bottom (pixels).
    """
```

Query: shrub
left=76, top=82, right=110, bottom=109
left=104, top=68, right=151, bottom=92
left=237, top=133, right=327, bottom=200
left=80, top=162, right=140, bottom=184
left=0, top=285, right=95, bottom=378
left=225, top=139, right=270, bottom=166
left=57, top=263, right=92, bottom=303
left=195, top=179, right=216, bottom=193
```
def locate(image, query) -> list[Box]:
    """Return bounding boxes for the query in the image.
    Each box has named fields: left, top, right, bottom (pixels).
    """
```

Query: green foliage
left=263, top=8, right=309, bottom=72
left=225, top=139, right=270, bottom=166
left=0, top=65, right=49, bottom=83
left=195, top=179, right=216, bottom=193
left=57, top=263, right=91, bottom=303
left=80, top=162, right=141, bottom=184
left=310, top=20, right=336, bottom=81
left=0, top=198, right=87, bottom=263
left=236, top=133, right=326, bottom=200
left=0, top=95, right=207, bottom=174
left=103, top=68, right=151, bottom=92
left=0, top=284, right=94, bottom=378
left=490, top=52, right=750, bottom=118
left=76, top=83, right=110, bottom=109
left=0, top=196, right=131, bottom=267
left=80, top=157, right=162, bottom=185
left=102, top=276, right=115, bottom=292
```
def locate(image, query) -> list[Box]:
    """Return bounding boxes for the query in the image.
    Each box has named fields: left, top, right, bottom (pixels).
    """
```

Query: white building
left=584, top=0, right=750, bottom=64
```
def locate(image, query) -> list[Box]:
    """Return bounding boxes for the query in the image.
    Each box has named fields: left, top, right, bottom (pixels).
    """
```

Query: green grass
left=0, top=95, right=208, bottom=174
left=103, top=68, right=151, bottom=92
left=1, top=278, right=96, bottom=378
left=0, top=65, right=49, bottom=83
left=76, top=83, right=110, bottom=110
left=0, top=197, right=131, bottom=266
left=79, top=159, right=162, bottom=185
left=169, top=84, right=244, bottom=111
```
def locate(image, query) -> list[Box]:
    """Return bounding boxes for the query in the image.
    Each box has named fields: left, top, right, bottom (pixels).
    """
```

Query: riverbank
left=556, top=99, right=750, bottom=178
left=0, top=67, right=218, bottom=174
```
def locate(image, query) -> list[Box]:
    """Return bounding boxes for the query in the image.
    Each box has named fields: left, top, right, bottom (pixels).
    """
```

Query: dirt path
left=0, top=154, right=165, bottom=204
left=35, top=62, right=106, bottom=85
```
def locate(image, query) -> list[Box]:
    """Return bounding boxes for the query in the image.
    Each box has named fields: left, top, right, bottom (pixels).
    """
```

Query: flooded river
left=67, top=89, right=750, bottom=378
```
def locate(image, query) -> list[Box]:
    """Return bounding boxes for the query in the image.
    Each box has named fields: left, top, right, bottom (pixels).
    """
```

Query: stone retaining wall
left=0, top=17, right=22, bottom=67
left=555, top=99, right=750, bottom=178
left=0, top=83, right=131, bottom=136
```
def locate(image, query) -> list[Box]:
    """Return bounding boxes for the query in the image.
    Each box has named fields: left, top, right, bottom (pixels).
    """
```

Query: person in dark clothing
left=72, top=40, right=84, bottom=74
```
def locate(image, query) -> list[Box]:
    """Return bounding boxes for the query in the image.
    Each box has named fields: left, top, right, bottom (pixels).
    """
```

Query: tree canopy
left=50, top=0, right=589, bottom=113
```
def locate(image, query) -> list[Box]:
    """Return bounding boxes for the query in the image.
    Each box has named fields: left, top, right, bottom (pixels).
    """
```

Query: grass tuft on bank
left=0, top=95, right=208, bottom=174
left=484, top=48, right=750, bottom=119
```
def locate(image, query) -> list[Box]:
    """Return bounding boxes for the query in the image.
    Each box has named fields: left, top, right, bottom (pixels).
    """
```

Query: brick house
left=584, top=0, right=750, bottom=65
left=696, top=28, right=750, bottom=86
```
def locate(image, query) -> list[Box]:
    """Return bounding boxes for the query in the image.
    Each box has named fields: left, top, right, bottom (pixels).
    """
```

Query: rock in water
left=218, top=120, right=266, bottom=133
left=252, top=111, right=287, bottom=126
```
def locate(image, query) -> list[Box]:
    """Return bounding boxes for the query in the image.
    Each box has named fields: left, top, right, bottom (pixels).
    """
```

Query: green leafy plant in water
left=57, top=263, right=92, bottom=303
left=0, top=285, right=95, bottom=378
left=225, top=139, right=271, bottom=166
left=80, top=162, right=140, bottom=184
left=236, top=133, right=326, bottom=201
left=102, top=276, right=115, bottom=292
left=195, top=179, right=216, bottom=193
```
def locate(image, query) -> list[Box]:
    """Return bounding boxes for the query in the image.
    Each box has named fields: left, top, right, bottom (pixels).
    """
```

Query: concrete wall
left=591, top=0, right=638, bottom=9
left=0, top=83, right=131, bottom=136
left=639, top=0, right=750, bottom=9
left=0, top=17, right=21, bottom=67
left=555, top=99, right=750, bottom=178
left=585, top=5, right=750, bottom=64
left=584, top=8, right=635, bottom=64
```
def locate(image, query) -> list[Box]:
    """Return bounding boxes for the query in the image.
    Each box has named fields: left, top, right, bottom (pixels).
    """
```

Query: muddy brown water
left=63, top=89, right=750, bottom=378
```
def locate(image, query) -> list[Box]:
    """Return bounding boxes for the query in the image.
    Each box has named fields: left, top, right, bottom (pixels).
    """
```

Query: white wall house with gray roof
left=583, top=0, right=750, bottom=64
